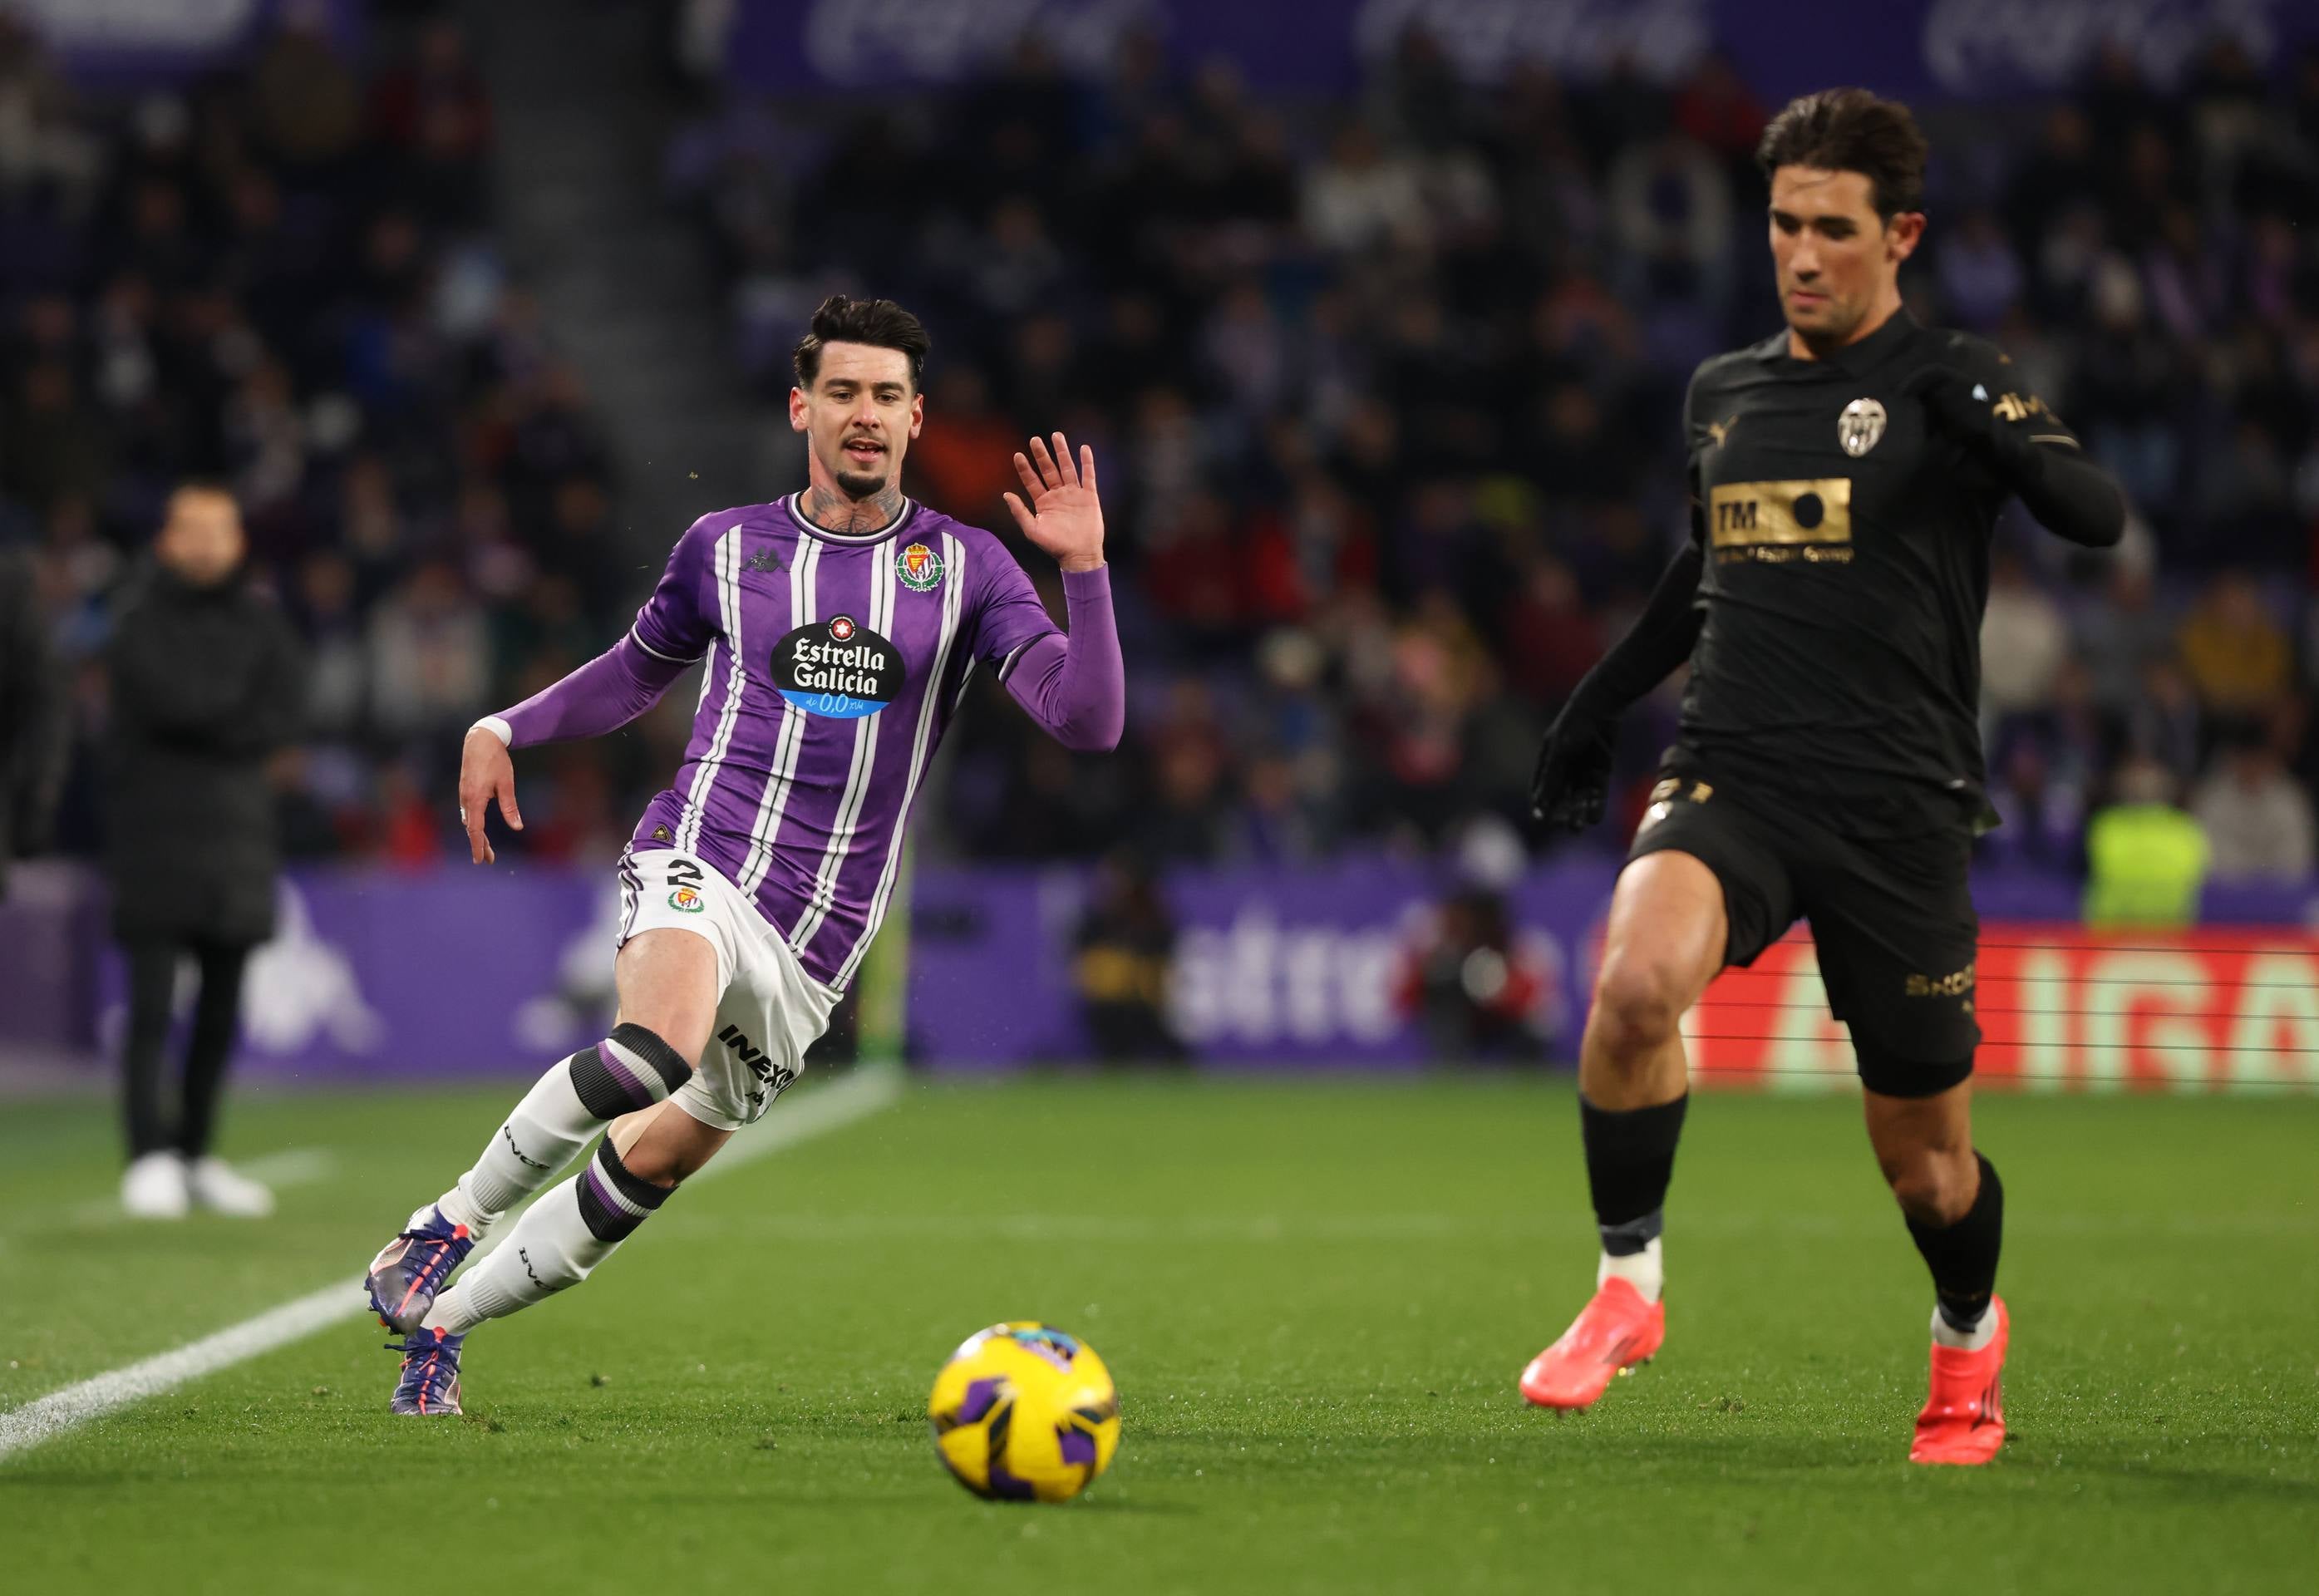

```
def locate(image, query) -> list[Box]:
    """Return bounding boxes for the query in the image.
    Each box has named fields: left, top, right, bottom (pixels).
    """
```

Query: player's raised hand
left=1529, top=712, right=1617, bottom=833
left=1003, top=432, right=1105, bottom=573
left=457, top=724, right=524, bottom=864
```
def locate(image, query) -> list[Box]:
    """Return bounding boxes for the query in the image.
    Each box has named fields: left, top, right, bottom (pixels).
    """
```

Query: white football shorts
left=617, top=847, right=842, bottom=1130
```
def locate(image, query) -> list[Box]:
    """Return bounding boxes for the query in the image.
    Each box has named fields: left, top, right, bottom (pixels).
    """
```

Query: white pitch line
left=0, top=1064, right=903, bottom=1463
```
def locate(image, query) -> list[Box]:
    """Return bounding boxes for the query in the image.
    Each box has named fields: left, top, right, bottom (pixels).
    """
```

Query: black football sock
left=1578, top=1092, right=1688, bottom=1254
left=1905, top=1152, right=2004, bottom=1332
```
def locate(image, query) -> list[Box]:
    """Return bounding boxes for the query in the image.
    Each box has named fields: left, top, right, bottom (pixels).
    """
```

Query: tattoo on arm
left=801, top=485, right=906, bottom=534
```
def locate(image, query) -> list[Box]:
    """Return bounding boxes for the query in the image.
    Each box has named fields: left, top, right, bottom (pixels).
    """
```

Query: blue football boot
left=386, top=1325, right=465, bottom=1416
left=365, top=1206, right=475, bottom=1334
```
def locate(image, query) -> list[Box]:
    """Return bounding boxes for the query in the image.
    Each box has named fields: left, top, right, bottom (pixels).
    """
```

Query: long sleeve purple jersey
left=490, top=495, right=1123, bottom=990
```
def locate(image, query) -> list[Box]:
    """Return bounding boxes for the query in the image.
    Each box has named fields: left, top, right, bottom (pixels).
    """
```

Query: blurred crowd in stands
left=670, top=26, right=2319, bottom=884
left=0, top=5, right=640, bottom=868
left=7, top=2, right=2319, bottom=893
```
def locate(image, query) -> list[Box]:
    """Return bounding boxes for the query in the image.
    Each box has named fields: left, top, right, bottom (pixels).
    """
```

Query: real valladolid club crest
left=668, top=886, right=705, bottom=914
left=897, top=540, right=945, bottom=592
left=1839, top=397, right=1888, bottom=458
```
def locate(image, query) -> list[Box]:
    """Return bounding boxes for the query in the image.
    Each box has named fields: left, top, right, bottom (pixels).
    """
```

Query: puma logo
left=1706, top=414, right=1739, bottom=448
left=1970, top=1373, right=2003, bottom=1428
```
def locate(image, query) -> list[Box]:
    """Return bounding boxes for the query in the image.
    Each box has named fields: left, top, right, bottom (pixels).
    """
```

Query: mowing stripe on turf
left=662, top=1207, right=2319, bottom=1244
left=0, top=1063, right=903, bottom=1463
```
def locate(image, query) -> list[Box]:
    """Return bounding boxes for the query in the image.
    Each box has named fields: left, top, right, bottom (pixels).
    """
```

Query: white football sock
left=426, top=1177, right=594, bottom=1333
left=1929, top=1301, right=1997, bottom=1352
left=435, top=1066, right=597, bottom=1236
left=431, top=1027, right=693, bottom=1236
left=1597, top=1236, right=1664, bottom=1303
left=425, top=1141, right=672, bottom=1334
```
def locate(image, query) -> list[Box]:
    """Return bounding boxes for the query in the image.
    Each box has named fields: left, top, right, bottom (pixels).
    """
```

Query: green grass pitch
left=0, top=1074, right=2312, bottom=1594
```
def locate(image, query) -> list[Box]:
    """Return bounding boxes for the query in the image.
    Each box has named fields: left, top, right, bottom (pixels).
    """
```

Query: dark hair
left=792, top=294, right=931, bottom=392
left=1755, top=88, right=1928, bottom=221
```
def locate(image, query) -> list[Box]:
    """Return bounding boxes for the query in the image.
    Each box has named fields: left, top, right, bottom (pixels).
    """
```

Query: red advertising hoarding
left=1683, top=925, right=2319, bottom=1091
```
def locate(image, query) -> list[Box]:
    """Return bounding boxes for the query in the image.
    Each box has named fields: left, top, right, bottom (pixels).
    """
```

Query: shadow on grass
left=1048, top=1496, right=1199, bottom=1515
left=0, top=1470, right=142, bottom=1490
left=2048, top=1457, right=2319, bottom=1505
left=682, top=1482, right=1199, bottom=1516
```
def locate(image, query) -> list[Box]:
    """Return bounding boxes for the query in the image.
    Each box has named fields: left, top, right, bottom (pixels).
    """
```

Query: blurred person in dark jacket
left=1, top=543, right=69, bottom=899
left=1072, top=853, right=1184, bottom=1063
left=107, top=484, right=303, bottom=1219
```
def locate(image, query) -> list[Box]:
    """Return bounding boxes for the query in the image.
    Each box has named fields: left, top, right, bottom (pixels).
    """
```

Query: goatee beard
left=1790, top=298, right=1864, bottom=357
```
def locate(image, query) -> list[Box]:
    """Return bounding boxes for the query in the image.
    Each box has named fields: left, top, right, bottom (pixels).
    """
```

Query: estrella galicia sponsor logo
left=896, top=540, right=945, bottom=592
left=773, top=615, right=904, bottom=719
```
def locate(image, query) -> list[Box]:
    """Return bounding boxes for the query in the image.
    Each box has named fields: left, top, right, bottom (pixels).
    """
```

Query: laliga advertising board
left=47, top=864, right=2319, bottom=1085
left=1683, top=927, right=2319, bottom=1090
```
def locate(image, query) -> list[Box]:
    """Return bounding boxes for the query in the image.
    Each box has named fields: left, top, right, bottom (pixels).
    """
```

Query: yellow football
left=927, top=1322, right=1120, bottom=1503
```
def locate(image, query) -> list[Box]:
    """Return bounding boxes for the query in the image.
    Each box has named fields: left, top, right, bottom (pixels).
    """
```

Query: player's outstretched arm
left=458, top=724, right=523, bottom=864
left=1530, top=534, right=1706, bottom=831
left=459, top=633, right=693, bottom=863
left=2012, top=448, right=2125, bottom=547
left=1003, top=432, right=1105, bottom=573
left=1903, top=358, right=2125, bottom=548
left=997, top=432, right=1125, bottom=752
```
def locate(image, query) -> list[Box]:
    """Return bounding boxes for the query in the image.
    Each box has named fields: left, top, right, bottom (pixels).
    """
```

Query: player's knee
left=1590, top=953, right=1690, bottom=1059
left=611, top=1101, right=725, bottom=1188
left=1880, top=1148, right=1976, bottom=1227
left=575, top=1138, right=677, bottom=1249
left=616, top=1140, right=692, bottom=1190
left=567, top=1022, right=696, bottom=1120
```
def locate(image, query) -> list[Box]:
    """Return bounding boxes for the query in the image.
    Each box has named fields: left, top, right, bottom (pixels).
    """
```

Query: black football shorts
left=1626, top=772, right=1981, bottom=1096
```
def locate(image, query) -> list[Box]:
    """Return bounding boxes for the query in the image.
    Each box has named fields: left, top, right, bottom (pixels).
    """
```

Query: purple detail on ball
left=1059, top=1427, right=1097, bottom=1466
left=986, top=1461, right=1037, bottom=1501
left=596, top=1042, right=657, bottom=1107
left=957, top=1377, right=1006, bottom=1425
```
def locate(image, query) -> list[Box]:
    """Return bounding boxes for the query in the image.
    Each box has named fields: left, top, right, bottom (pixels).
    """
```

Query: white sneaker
left=122, top=1151, right=190, bottom=1219
left=187, top=1156, right=276, bottom=1218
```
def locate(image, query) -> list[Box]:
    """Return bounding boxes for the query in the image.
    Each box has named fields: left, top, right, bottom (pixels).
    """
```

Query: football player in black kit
left=1519, top=89, right=2125, bottom=1464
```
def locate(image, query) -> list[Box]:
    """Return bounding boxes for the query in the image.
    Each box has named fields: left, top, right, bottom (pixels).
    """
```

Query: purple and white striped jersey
left=624, top=495, right=1061, bottom=989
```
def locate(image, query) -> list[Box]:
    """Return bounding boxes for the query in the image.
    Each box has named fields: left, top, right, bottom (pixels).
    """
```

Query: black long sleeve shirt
left=1566, top=310, right=2125, bottom=837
